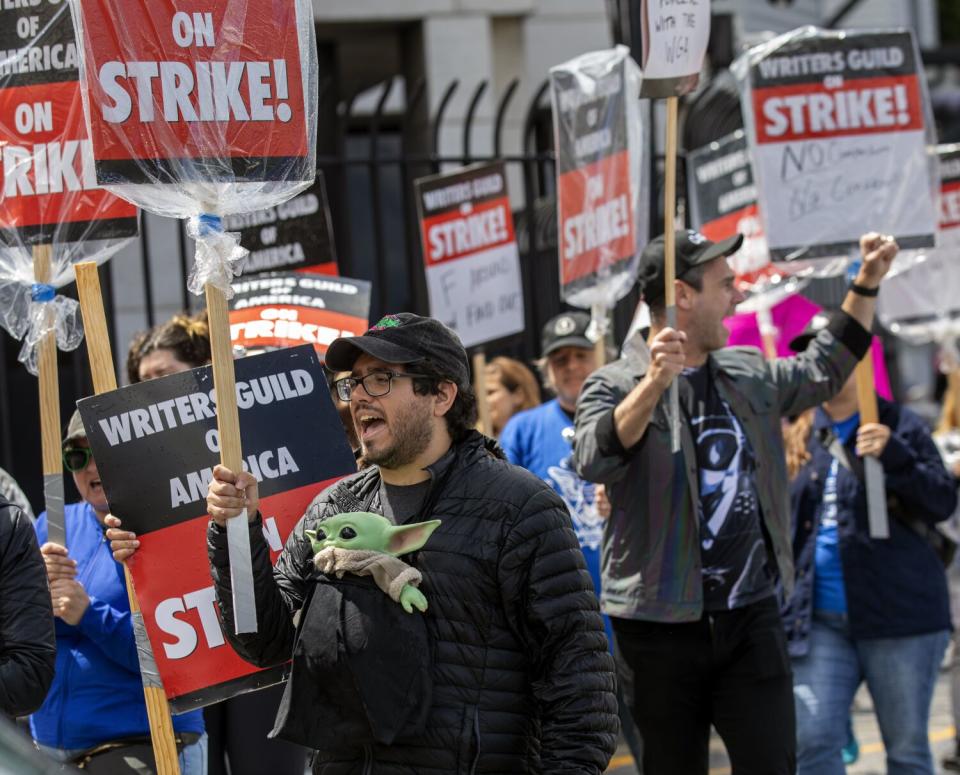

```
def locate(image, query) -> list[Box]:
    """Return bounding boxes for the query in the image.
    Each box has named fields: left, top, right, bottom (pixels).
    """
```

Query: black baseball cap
left=542, top=312, right=595, bottom=357
left=325, top=313, right=470, bottom=386
left=638, top=229, right=744, bottom=304
left=788, top=314, right=831, bottom=353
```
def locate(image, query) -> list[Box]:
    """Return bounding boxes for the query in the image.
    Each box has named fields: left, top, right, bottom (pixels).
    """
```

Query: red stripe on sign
left=420, top=196, right=516, bottom=266
left=128, top=478, right=344, bottom=700
left=229, top=306, right=368, bottom=355
left=752, top=74, right=924, bottom=143
left=942, top=181, right=960, bottom=230
left=557, top=150, right=635, bottom=288
left=0, top=81, right=136, bottom=230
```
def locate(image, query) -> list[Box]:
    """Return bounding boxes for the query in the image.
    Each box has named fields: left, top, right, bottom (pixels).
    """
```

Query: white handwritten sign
left=414, top=162, right=525, bottom=349
left=735, top=28, right=936, bottom=260
left=640, top=0, right=710, bottom=98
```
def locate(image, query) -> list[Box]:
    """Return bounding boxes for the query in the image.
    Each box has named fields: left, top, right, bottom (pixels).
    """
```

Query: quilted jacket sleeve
left=208, top=506, right=317, bottom=668
left=497, top=487, right=619, bottom=773
left=0, top=505, right=55, bottom=717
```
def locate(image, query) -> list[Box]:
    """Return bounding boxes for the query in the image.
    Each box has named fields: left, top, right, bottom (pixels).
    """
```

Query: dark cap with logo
left=62, top=410, right=87, bottom=446
left=325, top=313, right=471, bottom=386
left=638, top=229, right=743, bottom=304
left=541, top=311, right=595, bottom=357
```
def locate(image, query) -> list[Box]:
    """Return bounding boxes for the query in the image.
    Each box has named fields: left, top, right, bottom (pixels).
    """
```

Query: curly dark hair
left=410, top=358, right=478, bottom=443
left=126, top=310, right=211, bottom=384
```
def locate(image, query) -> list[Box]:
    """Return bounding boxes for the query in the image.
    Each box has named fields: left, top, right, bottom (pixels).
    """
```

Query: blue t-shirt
left=500, top=400, right=611, bottom=643
left=813, top=412, right=859, bottom=613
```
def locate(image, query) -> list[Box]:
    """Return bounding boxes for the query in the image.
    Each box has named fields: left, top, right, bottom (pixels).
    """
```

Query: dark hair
left=410, top=359, right=478, bottom=443
left=647, top=261, right=711, bottom=323
left=127, top=310, right=211, bottom=384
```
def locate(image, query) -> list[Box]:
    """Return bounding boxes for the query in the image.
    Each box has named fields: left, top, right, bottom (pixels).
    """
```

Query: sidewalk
left=606, top=666, right=957, bottom=774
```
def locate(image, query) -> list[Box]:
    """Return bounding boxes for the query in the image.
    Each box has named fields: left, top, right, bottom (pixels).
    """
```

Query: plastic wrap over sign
left=878, top=145, right=960, bottom=346
left=550, top=46, right=647, bottom=309
left=68, top=0, right=318, bottom=221
left=732, top=27, right=938, bottom=262
left=0, top=0, right=137, bottom=373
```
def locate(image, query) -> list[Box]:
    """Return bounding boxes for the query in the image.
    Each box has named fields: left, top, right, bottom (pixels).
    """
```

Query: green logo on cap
left=371, top=315, right=401, bottom=331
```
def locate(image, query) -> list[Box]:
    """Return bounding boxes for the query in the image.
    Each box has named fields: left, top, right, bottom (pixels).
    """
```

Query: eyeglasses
left=63, top=447, right=93, bottom=473
left=333, top=370, right=429, bottom=402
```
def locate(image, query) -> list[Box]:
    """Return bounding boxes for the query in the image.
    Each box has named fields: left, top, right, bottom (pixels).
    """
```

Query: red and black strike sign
left=77, top=346, right=356, bottom=710
left=72, top=0, right=311, bottom=185
left=0, top=2, right=136, bottom=246
left=941, top=146, right=960, bottom=236
left=743, top=30, right=935, bottom=259
left=229, top=272, right=370, bottom=357
left=552, top=61, right=635, bottom=300
left=687, top=131, right=772, bottom=289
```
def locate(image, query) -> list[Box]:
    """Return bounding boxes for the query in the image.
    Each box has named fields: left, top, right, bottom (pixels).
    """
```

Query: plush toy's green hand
left=400, top=585, right=428, bottom=614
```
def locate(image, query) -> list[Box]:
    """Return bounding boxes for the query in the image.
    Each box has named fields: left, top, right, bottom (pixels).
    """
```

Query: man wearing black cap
left=574, top=230, right=897, bottom=774
left=199, top=313, right=618, bottom=774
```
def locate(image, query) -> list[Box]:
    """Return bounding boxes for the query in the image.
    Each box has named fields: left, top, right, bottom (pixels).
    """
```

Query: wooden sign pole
left=854, top=350, right=889, bottom=539
left=664, top=96, right=681, bottom=453
left=473, top=350, right=492, bottom=436
left=75, top=262, right=182, bottom=775
left=205, top=283, right=257, bottom=634
left=34, top=246, right=66, bottom=548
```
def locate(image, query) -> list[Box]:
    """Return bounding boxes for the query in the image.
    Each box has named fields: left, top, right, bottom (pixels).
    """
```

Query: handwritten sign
left=687, top=131, right=774, bottom=289
left=229, top=272, right=370, bottom=356
left=736, top=28, right=936, bottom=260
left=224, top=172, right=337, bottom=276
left=0, top=1, right=137, bottom=245
left=414, top=162, right=524, bottom=349
left=640, top=0, right=711, bottom=98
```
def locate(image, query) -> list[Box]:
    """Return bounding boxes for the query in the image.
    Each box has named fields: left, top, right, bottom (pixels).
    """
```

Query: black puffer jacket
left=0, top=499, right=55, bottom=717
left=209, top=432, right=619, bottom=774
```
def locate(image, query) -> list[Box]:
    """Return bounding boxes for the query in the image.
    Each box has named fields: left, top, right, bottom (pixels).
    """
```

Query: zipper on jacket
left=362, top=743, right=373, bottom=775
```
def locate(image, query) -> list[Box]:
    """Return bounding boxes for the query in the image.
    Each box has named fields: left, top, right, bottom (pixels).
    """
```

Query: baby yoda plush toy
left=305, top=512, right=441, bottom=613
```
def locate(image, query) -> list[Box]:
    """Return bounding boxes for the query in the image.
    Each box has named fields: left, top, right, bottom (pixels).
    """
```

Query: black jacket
left=0, top=499, right=55, bottom=717
left=209, top=432, right=619, bottom=774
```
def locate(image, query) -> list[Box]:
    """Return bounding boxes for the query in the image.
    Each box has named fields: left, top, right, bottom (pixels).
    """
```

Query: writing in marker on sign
left=95, top=12, right=294, bottom=125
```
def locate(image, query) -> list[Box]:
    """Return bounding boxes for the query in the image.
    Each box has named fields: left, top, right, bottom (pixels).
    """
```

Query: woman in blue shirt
left=782, top=332, right=955, bottom=775
left=33, top=411, right=206, bottom=772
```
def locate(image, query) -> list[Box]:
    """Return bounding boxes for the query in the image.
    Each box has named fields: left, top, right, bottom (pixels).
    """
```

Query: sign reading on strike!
left=640, top=0, right=711, bottom=98
left=688, top=131, right=773, bottom=289
left=71, top=0, right=311, bottom=184
left=0, top=2, right=137, bottom=245
left=77, top=346, right=356, bottom=710
left=415, top=162, right=524, bottom=348
left=229, top=272, right=370, bottom=357
left=551, top=57, right=636, bottom=301
left=737, top=29, right=936, bottom=260
left=224, top=172, right=337, bottom=276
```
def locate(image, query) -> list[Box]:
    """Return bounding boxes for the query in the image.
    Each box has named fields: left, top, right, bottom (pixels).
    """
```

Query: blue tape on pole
left=31, top=283, right=55, bottom=303
left=198, top=213, right=223, bottom=237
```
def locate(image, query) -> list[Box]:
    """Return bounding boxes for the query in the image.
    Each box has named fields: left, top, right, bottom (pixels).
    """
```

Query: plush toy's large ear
left=385, top=519, right=441, bottom=555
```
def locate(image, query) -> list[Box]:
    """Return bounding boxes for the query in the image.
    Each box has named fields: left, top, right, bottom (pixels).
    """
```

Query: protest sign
left=230, top=272, right=370, bottom=356
left=550, top=46, right=646, bottom=312
left=688, top=130, right=776, bottom=290
left=77, top=345, right=356, bottom=711
left=639, top=0, right=711, bottom=98
left=224, top=172, right=337, bottom=276
left=70, top=0, right=319, bottom=635
left=0, top=2, right=137, bottom=246
left=70, top=0, right=312, bottom=191
left=733, top=27, right=937, bottom=261
left=414, top=162, right=524, bottom=349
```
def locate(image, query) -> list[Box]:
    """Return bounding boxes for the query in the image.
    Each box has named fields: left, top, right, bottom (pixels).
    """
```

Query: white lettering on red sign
left=762, top=86, right=910, bottom=138
left=562, top=194, right=630, bottom=262
left=427, top=205, right=509, bottom=262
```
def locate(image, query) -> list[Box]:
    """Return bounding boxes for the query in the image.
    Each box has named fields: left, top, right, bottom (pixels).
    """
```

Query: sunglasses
left=62, top=447, right=93, bottom=473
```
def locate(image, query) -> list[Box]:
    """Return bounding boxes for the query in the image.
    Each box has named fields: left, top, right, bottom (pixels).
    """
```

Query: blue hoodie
left=31, top=501, right=203, bottom=749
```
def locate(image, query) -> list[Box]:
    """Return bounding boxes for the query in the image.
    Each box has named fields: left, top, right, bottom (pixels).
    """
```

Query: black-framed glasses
left=63, top=447, right=93, bottom=473
left=334, top=370, right=429, bottom=402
